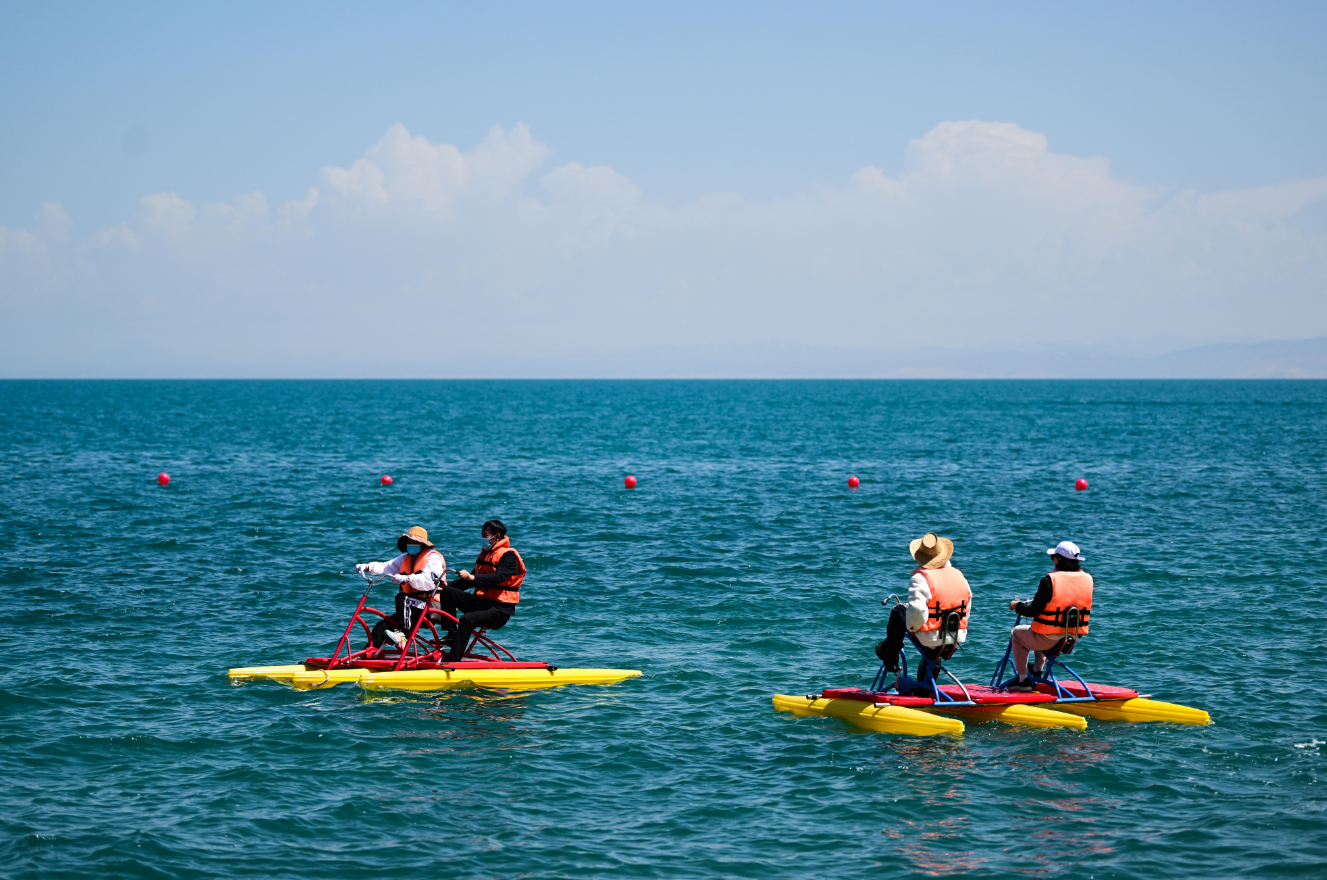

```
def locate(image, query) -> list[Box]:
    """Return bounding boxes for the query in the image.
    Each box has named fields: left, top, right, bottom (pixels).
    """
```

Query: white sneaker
left=386, top=630, right=407, bottom=649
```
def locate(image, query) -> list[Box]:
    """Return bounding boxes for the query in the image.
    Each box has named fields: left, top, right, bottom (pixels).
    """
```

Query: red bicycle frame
left=311, top=573, right=532, bottom=672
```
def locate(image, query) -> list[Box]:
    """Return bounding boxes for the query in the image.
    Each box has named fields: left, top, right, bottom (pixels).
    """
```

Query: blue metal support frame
left=989, top=614, right=1096, bottom=703
left=869, top=593, right=978, bottom=706
left=868, top=633, right=976, bottom=706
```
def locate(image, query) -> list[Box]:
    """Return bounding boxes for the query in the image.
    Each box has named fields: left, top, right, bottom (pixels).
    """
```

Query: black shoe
left=875, top=641, right=899, bottom=667
left=1005, top=678, right=1036, bottom=693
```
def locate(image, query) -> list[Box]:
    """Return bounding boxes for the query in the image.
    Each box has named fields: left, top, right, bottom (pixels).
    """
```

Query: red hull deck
left=1036, top=681, right=1138, bottom=700
left=304, top=657, right=550, bottom=671
left=822, top=686, right=1058, bottom=707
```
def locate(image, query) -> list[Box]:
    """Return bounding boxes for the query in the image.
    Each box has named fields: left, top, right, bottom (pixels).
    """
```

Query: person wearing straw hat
left=874, top=532, right=973, bottom=671
left=355, top=526, right=447, bottom=650
left=1002, top=540, right=1094, bottom=692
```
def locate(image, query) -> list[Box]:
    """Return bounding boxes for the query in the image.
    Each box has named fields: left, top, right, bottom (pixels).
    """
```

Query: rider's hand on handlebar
left=457, top=569, right=474, bottom=582
left=1008, top=598, right=1020, bottom=611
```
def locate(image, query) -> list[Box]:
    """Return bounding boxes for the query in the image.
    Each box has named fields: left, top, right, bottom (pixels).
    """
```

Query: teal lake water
left=2, top=380, right=1325, bottom=878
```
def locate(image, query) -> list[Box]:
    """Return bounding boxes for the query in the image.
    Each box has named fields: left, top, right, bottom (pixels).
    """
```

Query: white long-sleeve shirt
left=367, top=551, right=446, bottom=592
left=904, top=561, right=969, bottom=647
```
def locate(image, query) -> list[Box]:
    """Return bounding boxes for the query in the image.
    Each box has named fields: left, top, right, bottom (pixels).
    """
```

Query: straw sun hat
left=909, top=532, right=953, bottom=569
left=397, top=526, right=435, bottom=553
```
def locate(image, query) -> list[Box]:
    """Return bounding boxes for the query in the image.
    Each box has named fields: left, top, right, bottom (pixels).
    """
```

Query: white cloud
left=36, top=201, right=72, bottom=240
left=204, top=191, right=269, bottom=233
left=139, top=192, right=197, bottom=233
left=276, top=187, right=320, bottom=226
left=542, top=163, right=640, bottom=207
left=1, top=120, right=1325, bottom=376
left=321, top=122, right=550, bottom=215
left=0, top=202, right=74, bottom=286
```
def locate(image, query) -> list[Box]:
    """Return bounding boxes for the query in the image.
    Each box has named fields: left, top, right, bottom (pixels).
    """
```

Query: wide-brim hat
left=397, top=526, right=435, bottom=553
left=909, top=532, right=953, bottom=569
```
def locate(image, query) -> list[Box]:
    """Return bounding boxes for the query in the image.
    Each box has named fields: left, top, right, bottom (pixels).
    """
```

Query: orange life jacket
left=400, top=549, right=444, bottom=605
left=1031, top=570, right=1093, bottom=636
left=400, top=548, right=442, bottom=579
left=915, top=566, right=972, bottom=632
left=473, top=537, right=525, bottom=604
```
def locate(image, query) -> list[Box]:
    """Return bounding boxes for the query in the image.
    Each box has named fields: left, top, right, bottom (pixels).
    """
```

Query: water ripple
left=0, top=379, right=1324, bottom=878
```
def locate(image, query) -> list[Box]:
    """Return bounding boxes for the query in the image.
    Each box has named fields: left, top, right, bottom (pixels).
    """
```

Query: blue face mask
left=406, top=544, right=422, bottom=555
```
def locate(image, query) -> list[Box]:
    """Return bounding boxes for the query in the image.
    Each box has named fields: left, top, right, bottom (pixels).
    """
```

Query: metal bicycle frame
left=872, top=595, right=976, bottom=706
left=324, top=573, right=518, bottom=670
left=988, top=613, right=1095, bottom=702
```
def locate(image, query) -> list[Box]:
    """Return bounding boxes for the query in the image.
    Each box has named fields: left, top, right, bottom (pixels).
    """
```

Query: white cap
left=1047, top=540, right=1084, bottom=561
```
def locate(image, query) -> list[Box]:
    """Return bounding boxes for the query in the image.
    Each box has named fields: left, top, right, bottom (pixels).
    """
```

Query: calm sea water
left=1, top=380, right=1324, bottom=879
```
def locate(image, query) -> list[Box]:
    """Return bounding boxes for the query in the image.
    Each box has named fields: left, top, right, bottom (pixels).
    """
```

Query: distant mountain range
left=12, top=336, right=1327, bottom=379
left=477, top=336, right=1327, bottom=379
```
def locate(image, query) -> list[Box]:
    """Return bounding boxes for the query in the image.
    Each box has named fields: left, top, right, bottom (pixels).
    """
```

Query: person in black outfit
left=437, top=519, right=524, bottom=661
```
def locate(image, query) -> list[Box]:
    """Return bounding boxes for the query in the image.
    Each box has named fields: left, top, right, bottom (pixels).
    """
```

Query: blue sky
left=2, top=1, right=1325, bottom=376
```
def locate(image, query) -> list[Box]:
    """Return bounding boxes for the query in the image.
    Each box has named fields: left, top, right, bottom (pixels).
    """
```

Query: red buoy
left=624, top=475, right=637, bottom=489
left=1075, top=478, right=1088, bottom=491
left=848, top=475, right=860, bottom=489
left=380, top=475, right=393, bottom=486
left=157, top=472, right=170, bottom=486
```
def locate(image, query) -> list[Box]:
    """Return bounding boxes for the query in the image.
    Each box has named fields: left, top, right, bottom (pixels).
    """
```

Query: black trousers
left=875, top=603, right=909, bottom=672
left=875, top=604, right=947, bottom=693
left=437, top=583, right=511, bottom=661
left=371, top=591, right=433, bottom=648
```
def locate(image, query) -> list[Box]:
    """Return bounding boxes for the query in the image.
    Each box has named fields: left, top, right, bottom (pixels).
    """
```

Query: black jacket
left=1013, top=575, right=1056, bottom=619
left=1014, top=562, right=1085, bottom=619
left=466, top=548, right=522, bottom=614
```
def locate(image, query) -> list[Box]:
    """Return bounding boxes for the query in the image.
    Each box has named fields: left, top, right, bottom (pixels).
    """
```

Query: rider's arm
left=469, top=551, right=520, bottom=587
left=1014, top=576, right=1054, bottom=618
left=358, top=557, right=401, bottom=576
left=904, top=573, right=931, bottom=632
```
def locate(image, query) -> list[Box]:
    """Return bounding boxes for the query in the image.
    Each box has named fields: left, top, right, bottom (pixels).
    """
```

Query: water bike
left=986, top=610, right=1210, bottom=725
left=228, top=573, right=640, bottom=692
left=773, top=596, right=1087, bottom=736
